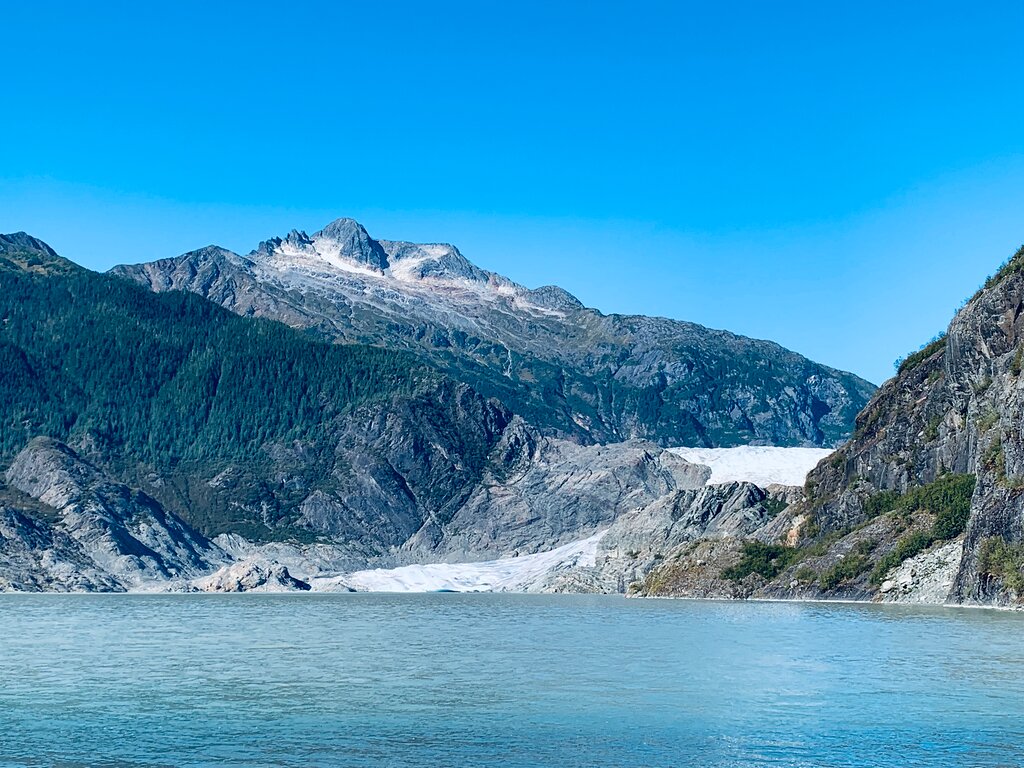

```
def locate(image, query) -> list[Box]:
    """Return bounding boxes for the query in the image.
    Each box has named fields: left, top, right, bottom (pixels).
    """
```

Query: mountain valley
left=2, top=227, right=1023, bottom=606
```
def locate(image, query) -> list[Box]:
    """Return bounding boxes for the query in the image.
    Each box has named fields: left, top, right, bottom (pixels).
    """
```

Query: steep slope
left=0, top=233, right=520, bottom=554
left=3, top=438, right=224, bottom=589
left=0, top=490, right=122, bottom=592
left=112, top=218, right=875, bottom=448
left=0, top=232, right=729, bottom=575
left=641, top=245, right=1024, bottom=607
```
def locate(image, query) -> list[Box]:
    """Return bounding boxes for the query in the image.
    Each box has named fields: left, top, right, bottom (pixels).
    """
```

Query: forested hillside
left=0, top=232, right=432, bottom=463
left=113, top=218, right=876, bottom=448
left=0, top=233, right=514, bottom=544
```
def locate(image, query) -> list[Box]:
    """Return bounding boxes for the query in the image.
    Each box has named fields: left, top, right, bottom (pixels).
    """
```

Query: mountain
left=0, top=233, right=517, bottom=553
left=112, top=218, right=875, bottom=448
left=0, top=232, right=729, bottom=583
left=1, top=437, right=224, bottom=590
left=639, top=245, right=1024, bottom=607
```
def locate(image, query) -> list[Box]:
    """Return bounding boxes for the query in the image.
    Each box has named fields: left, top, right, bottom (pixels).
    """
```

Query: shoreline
left=632, top=592, right=1024, bottom=613
left=1, top=588, right=1021, bottom=612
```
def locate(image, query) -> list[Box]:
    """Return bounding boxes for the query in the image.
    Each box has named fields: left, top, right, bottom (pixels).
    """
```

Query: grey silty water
left=0, top=594, right=1022, bottom=767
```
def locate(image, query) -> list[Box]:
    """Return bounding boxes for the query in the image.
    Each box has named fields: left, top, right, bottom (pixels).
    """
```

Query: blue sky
left=2, top=1, right=1022, bottom=384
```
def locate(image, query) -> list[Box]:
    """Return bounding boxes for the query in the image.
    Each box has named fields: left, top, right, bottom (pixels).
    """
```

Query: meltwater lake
left=1, top=594, right=1022, bottom=768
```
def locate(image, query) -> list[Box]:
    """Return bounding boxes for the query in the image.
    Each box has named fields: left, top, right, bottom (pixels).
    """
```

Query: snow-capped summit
left=316, top=217, right=390, bottom=271
left=243, top=217, right=551, bottom=307
left=378, top=240, right=490, bottom=285
left=253, top=218, right=390, bottom=274
left=111, top=216, right=875, bottom=448
left=250, top=217, right=521, bottom=293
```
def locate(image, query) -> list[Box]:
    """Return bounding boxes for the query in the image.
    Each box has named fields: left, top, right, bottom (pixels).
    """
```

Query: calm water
left=1, top=595, right=1022, bottom=767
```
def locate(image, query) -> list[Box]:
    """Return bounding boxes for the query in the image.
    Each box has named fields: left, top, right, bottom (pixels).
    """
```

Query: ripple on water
left=0, top=594, right=1022, bottom=768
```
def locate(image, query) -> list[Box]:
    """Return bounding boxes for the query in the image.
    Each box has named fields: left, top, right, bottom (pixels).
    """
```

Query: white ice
left=667, top=445, right=833, bottom=487
left=313, top=530, right=607, bottom=593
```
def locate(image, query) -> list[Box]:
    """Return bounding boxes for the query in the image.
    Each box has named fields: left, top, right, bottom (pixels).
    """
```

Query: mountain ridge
left=0, top=234, right=747, bottom=581
left=112, top=217, right=875, bottom=448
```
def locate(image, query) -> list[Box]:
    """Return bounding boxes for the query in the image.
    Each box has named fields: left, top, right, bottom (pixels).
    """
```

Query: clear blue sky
left=2, top=1, right=1022, bottom=385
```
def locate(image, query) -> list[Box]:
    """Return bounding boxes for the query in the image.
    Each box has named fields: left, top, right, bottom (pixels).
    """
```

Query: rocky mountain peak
left=312, top=217, right=390, bottom=271
left=0, top=233, right=73, bottom=276
left=317, top=216, right=368, bottom=242
left=378, top=239, right=490, bottom=284
left=251, top=217, right=391, bottom=273
left=109, top=218, right=875, bottom=448
left=525, top=285, right=585, bottom=312
left=0, top=232, right=59, bottom=258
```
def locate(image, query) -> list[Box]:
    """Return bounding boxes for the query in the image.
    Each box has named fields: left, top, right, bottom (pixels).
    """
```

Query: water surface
left=1, top=594, right=1022, bottom=767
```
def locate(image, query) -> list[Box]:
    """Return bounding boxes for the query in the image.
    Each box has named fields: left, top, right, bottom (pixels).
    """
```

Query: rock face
left=112, top=217, right=874, bottom=448
left=553, top=482, right=794, bottom=594
left=640, top=245, right=1024, bottom=608
left=191, top=558, right=312, bottom=593
left=415, top=438, right=711, bottom=560
left=0, top=438, right=227, bottom=590
left=254, top=380, right=523, bottom=557
left=0, top=502, right=122, bottom=592
left=788, top=247, right=1024, bottom=605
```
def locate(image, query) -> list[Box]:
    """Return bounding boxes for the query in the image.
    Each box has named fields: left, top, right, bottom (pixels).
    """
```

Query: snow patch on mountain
left=667, top=446, right=833, bottom=487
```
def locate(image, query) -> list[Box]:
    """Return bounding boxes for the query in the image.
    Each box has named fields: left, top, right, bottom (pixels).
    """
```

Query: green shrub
left=931, top=499, right=972, bottom=540
left=854, top=538, right=877, bottom=555
left=820, top=553, right=872, bottom=590
left=982, top=435, right=1009, bottom=480
left=972, top=375, right=993, bottom=395
left=797, top=529, right=846, bottom=558
left=978, top=537, right=1024, bottom=595
left=977, top=409, right=999, bottom=433
left=901, top=473, right=976, bottom=538
left=722, top=541, right=797, bottom=582
left=897, top=334, right=946, bottom=374
left=981, top=244, right=1024, bottom=293
left=793, top=566, right=817, bottom=585
left=870, top=530, right=933, bottom=585
left=863, top=490, right=901, bottom=518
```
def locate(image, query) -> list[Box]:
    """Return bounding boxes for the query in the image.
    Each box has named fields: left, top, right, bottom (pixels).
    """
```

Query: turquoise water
left=1, top=595, right=1022, bottom=767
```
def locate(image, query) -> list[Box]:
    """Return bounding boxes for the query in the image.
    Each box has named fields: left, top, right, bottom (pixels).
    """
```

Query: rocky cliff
left=112, top=218, right=874, bottom=448
left=640, top=245, right=1024, bottom=607
left=0, top=438, right=226, bottom=590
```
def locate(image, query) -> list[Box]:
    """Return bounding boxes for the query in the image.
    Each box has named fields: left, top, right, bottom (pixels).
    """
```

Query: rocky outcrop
left=0, top=502, right=122, bottom=592
left=639, top=245, right=1024, bottom=607
left=190, top=558, right=312, bottom=593
left=786, top=247, right=1024, bottom=605
left=543, top=481, right=793, bottom=594
left=417, top=438, right=711, bottom=560
left=3, top=438, right=226, bottom=589
left=112, top=217, right=874, bottom=448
